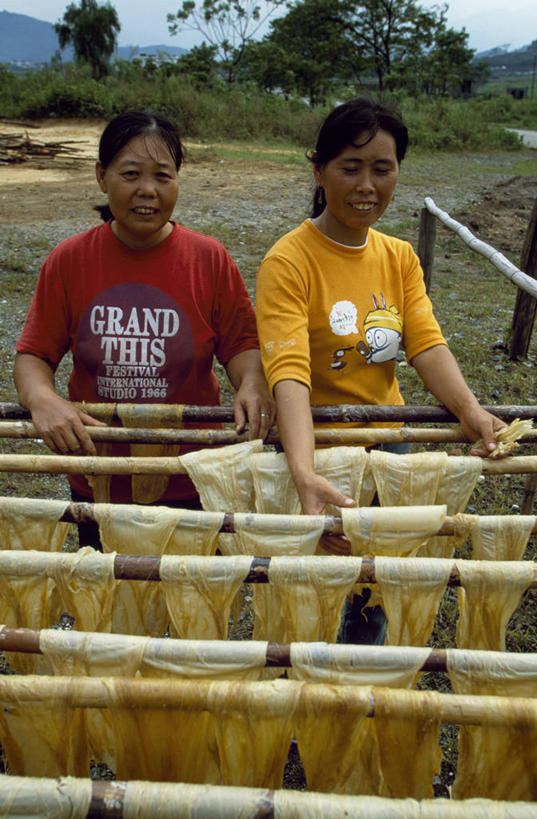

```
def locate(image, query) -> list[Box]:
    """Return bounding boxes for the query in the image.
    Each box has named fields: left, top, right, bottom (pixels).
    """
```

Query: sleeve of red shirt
left=211, top=245, right=259, bottom=366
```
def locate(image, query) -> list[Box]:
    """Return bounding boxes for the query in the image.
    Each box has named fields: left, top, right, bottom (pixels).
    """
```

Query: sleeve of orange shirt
left=256, top=251, right=312, bottom=395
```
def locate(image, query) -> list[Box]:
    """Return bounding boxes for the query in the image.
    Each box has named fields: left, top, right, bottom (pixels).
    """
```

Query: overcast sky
left=2, top=0, right=536, bottom=53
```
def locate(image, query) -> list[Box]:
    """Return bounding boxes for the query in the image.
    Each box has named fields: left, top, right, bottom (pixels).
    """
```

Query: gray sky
left=2, top=0, right=536, bottom=53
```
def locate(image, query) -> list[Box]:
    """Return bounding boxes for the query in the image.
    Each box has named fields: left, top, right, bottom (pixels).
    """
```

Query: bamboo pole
left=2, top=551, right=535, bottom=588
left=2, top=420, right=537, bottom=446
left=1, top=452, right=537, bottom=475
left=2, top=498, right=531, bottom=539
left=0, top=626, right=451, bottom=671
left=0, top=675, right=533, bottom=726
left=0, top=777, right=529, bottom=819
left=424, top=197, right=537, bottom=299
left=1, top=402, right=536, bottom=424
left=3, top=627, right=537, bottom=676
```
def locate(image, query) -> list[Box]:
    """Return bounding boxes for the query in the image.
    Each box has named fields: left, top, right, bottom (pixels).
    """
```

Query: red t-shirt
left=16, top=221, right=259, bottom=500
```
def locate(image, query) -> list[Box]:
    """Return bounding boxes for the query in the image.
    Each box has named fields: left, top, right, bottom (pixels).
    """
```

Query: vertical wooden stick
left=418, top=206, right=437, bottom=293
left=509, top=196, right=537, bottom=360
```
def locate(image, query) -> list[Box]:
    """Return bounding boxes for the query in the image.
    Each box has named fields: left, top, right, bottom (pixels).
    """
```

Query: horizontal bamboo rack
left=2, top=420, right=537, bottom=446
left=1, top=453, right=537, bottom=475
left=1, top=776, right=532, bottom=819
left=2, top=547, right=535, bottom=585
left=2, top=627, right=537, bottom=675
left=0, top=626, right=448, bottom=670
left=1, top=401, right=537, bottom=424
left=0, top=675, right=534, bottom=727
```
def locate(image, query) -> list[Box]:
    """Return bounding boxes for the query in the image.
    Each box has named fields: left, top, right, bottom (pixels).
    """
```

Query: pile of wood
left=0, top=131, right=85, bottom=164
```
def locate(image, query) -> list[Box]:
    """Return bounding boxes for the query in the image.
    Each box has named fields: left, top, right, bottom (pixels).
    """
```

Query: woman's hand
left=296, top=471, right=355, bottom=555
left=31, top=394, right=104, bottom=455
left=14, top=352, right=105, bottom=455
left=233, top=374, right=275, bottom=441
left=459, top=405, right=506, bottom=457
left=225, top=350, right=275, bottom=440
left=412, top=345, right=506, bottom=458
left=297, top=471, right=356, bottom=516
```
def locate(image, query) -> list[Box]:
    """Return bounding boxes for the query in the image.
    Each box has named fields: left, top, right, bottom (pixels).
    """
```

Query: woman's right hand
left=297, top=472, right=355, bottom=556
left=30, top=393, right=104, bottom=455
left=297, top=471, right=355, bottom=516
left=14, top=353, right=105, bottom=455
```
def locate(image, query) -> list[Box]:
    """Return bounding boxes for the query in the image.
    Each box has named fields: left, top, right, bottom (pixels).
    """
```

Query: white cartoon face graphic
left=361, top=293, right=403, bottom=364
left=329, top=300, right=358, bottom=336
left=365, top=326, right=401, bottom=363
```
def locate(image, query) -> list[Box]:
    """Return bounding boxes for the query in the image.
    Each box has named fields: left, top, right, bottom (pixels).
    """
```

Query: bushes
left=0, top=62, right=532, bottom=151
left=402, top=97, right=522, bottom=152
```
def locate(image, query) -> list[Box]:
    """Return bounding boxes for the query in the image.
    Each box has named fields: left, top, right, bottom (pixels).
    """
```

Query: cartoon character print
left=360, top=293, right=402, bottom=363
left=328, top=293, right=402, bottom=371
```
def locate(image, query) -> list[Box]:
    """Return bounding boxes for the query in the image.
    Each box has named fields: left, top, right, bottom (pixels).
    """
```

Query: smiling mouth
left=132, top=207, right=158, bottom=215
left=350, top=202, right=376, bottom=211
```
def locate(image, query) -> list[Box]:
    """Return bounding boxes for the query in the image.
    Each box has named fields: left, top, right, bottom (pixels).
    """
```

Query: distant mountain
left=117, top=45, right=188, bottom=61
left=0, top=11, right=186, bottom=68
left=475, top=41, right=537, bottom=73
left=0, top=11, right=73, bottom=64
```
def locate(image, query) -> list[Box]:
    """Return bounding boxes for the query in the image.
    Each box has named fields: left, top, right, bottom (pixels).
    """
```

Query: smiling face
left=95, top=133, right=179, bottom=248
left=312, top=129, right=400, bottom=247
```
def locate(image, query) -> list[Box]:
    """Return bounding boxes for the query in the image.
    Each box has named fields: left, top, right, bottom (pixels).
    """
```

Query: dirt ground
left=0, top=118, right=312, bottom=232
left=1, top=118, right=536, bottom=250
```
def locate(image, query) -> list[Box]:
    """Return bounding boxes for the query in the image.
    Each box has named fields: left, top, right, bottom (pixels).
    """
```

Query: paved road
left=508, top=129, right=537, bottom=148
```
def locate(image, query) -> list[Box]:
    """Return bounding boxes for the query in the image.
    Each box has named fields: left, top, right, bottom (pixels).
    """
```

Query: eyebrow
left=337, top=156, right=396, bottom=165
left=118, top=159, right=174, bottom=169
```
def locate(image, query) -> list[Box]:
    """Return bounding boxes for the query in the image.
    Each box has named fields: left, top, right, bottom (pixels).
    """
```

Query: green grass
left=187, top=141, right=306, bottom=166
left=513, top=157, right=537, bottom=176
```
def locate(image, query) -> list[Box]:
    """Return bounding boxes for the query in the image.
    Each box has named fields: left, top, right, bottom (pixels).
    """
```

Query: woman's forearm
left=274, top=379, right=355, bottom=513
left=14, top=352, right=57, bottom=410
left=411, top=345, right=481, bottom=416
left=274, top=379, right=316, bottom=481
left=411, top=344, right=505, bottom=452
left=13, top=352, right=102, bottom=454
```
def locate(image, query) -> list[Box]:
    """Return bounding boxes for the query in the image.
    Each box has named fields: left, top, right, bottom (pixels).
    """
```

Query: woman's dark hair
left=309, top=97, right=408, bottom=218
left=95, top=110, right=184, bottom=222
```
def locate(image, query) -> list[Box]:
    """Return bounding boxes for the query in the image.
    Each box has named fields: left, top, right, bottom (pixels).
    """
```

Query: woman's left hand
left=233, top=376, right=275, bottom=440
left=226, top=349, right=275, bottom=440
left=459, top=405, right=506, bottom=457
left=411, top=346, right=506, bottom=459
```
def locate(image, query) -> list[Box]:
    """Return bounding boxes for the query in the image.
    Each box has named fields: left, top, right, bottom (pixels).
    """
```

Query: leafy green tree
left=55, top=0, right=120, bottom=79
left=249, top=0, right=355, bottom=104
left=240, top=39, right=299, bottom=96
left=174, top=42, right=219, bottom=85
left=167, top=0, right=286, bottom=83
left=259, top=0, right=478, bottom=98
left=387, top=18, right=480, bottom=96
left=336, top=0, right=442, bottom=91
left=419, top=26, right=476, bottom=95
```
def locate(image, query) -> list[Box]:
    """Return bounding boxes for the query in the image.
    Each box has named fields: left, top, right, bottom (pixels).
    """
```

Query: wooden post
left=418, top=207, right=436, bottom=293
left=509, top=196, right=537, bottom=360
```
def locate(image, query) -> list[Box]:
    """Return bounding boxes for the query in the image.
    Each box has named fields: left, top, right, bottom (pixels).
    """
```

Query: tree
left=260, top=0, right=477, bottom=98
left=175, top=43, right=220, bottom=85
left=252, top=0, right=356, bottom=104
left=167, top=0, right=286, bottom=83
left=55, top=0, right=120, bottom=79
left=336, top=0, right=443, bottom=91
